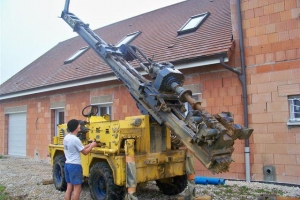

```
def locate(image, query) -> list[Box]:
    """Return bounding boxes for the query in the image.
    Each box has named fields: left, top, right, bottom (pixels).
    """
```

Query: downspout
left=220, top=0, right=251, bottom=182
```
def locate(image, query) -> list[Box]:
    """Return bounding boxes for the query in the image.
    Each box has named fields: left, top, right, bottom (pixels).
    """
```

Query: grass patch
left=255, top=188, right=271, bottom=194
left=0, top=185, right=8, bottom=200
left=272, top=188, right=284, bottom=196
left=0, top=155, right=8, bottom=160
left=0, top=185, right=25, bottom=200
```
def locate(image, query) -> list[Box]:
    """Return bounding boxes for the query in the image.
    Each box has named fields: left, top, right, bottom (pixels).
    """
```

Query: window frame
left=92, top=103, right=112, bottom=120
left=55, top=109, right=65, bottom=136
left=287, top=96, right=300, bottom=125
left=177, top=12, right=210, bottom=36
left=64, top=46, right=89, bottom=64
left=115, top=31, right=141, bottom=47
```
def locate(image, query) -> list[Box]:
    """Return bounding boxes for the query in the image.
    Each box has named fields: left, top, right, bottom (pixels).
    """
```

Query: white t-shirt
left=63, top=134, right=84, bottom=165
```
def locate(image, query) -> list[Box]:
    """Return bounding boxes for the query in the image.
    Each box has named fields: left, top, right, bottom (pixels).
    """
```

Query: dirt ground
left=0, top=156, right=299, bottom=200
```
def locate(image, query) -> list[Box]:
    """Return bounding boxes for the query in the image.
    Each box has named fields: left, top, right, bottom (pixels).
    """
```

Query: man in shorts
left=63, top=119, right=97, bottom=200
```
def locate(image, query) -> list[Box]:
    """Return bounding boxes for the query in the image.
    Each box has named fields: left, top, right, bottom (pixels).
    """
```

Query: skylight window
left=64, top=46, right=89, bottom=64
left=178, top=12, right=210, bottom=35
left=115, top=31, right=141, bottom=47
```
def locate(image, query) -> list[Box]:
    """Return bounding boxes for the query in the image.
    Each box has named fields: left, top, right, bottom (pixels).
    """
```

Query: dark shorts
left=64, top=163, right=83, bottom=185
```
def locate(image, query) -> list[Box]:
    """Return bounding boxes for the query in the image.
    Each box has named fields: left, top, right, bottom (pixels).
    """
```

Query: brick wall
left=182, top=65, right=249, bottom=180
left=0, top=63, right=248, bottom=178
left=0, top=82, right=141, bottom=160
left=230, top=0, right=300, bottom=184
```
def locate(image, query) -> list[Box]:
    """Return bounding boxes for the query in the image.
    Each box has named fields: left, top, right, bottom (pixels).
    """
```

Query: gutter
left=0, top=75, right=119, bottom=101
left=0, top=57, right=228, bottom=101
left=220, top=0, right=251, bottom=182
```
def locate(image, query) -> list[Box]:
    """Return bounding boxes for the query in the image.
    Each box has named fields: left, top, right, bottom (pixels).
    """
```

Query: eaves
left=0, top=54, right=229, bottom=101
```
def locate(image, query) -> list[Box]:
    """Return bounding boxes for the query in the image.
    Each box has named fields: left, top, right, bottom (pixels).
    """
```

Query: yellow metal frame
left=48, top=115, right=187, bottom=186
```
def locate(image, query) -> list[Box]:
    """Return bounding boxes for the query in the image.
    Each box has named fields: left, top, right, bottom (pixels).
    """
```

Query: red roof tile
left=0, top=0, right=233, bottom=96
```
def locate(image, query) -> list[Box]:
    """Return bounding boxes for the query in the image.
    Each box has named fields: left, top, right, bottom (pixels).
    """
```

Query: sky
left=0, top=0, right=185, bottom=85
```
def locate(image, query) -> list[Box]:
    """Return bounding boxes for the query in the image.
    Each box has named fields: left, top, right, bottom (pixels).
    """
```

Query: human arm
left=81, top=141, right=97, bottom=155
left=83, top=143, right=91, bottom=149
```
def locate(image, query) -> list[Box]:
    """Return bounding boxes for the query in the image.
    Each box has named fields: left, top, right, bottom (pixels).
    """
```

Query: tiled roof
left=0, top=0, right=233, bottom=96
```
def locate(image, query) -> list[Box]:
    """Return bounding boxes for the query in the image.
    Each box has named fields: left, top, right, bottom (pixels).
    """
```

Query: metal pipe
left=64, top=0, right=70, bottom=13
left=220, top=57, right=241, bottom=76
left=236, top=0, right=251, bottom=183
left=195, top=176, right=225, bottom=185
left=219, top=0, right=251, bottom=182
left=92, top=148, right=118, bottom=154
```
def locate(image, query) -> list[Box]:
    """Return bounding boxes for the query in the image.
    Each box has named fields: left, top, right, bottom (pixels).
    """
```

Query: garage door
left=8, top=112, right=27, bottom=157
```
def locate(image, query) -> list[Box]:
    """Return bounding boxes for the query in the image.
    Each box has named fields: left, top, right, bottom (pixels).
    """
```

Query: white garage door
left=8, top=112, right=27, bottom=157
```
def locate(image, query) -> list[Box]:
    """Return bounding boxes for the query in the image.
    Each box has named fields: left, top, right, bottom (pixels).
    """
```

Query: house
left=0, top=0, right=299, bottom=184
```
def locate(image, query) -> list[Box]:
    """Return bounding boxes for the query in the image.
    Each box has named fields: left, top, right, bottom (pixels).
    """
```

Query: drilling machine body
left=49, top=0, right=253, bottom=199
left=49, top=109, right=187, bottom=199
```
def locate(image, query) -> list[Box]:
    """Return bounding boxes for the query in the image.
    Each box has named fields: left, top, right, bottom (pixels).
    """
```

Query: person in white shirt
left=63, top=119, right=97, bottom=200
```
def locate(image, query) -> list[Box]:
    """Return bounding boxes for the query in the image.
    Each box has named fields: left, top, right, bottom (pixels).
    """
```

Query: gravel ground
left=0, top=156, right=299, bottom=200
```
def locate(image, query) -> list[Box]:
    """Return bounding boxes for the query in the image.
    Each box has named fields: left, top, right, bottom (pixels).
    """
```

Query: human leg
left=64, top=164, right=73, bottom=200
left=64, top=183, right=73, bottom=200
left=68, top=164, right=83, bottom=200
left=72, top=184, right=82, bottom=200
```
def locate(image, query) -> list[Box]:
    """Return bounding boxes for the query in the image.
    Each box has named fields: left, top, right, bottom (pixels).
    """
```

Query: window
left=177, top=12, right=210, bottom=35
left=55, top=109, right=65, bottom=136
left=115, top=31, right=141, bottom=47
left=93, top=104, right=112, bottom=120
left=287, top=96, right=300, bottom=125
left=64, top=46, right=89, bottom=64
